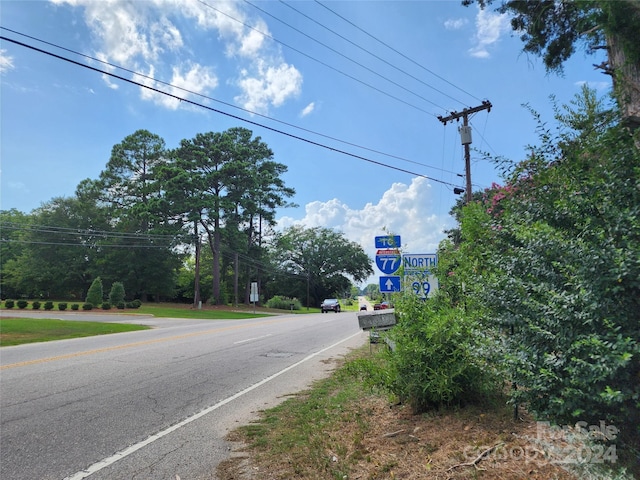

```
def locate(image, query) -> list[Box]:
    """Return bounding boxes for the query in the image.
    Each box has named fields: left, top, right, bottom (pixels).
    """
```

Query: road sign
left=403, top=253, right=438, bottom=273
left=375, top=235, right=401, bottom=249
left=402, top=254, right=438, bottom=298
left=250, top=282, right=259, bottom=302
left=376, top=249, right=401, bottom=274
left=379, top=276, right=401, bottom=292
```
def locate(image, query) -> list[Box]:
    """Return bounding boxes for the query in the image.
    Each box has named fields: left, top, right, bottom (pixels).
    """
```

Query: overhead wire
left=242, top=0, right=449, bottom=111
left=277, top=0, right=469, bottom=108
left=314, top=0, right=483, bottom=104
left=194, top=0, right=437, bottom=116
left=0, top=26, right=459, bottom=178
left=0, top=33, right=462, bottom=188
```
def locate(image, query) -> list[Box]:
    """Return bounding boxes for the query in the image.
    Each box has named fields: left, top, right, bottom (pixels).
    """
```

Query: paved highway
left=0, top=311, right=366, bottom=479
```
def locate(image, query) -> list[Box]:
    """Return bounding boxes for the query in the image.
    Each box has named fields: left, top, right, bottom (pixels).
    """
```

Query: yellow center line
left=1, top=316, right=293, bottom=370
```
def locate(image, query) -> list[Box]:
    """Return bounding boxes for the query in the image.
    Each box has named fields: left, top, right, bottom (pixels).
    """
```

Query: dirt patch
left=218, top=394, right=581, bottom=480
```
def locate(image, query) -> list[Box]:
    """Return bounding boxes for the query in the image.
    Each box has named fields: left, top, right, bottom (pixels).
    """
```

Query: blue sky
left=1, top=0, right=609, bottom=285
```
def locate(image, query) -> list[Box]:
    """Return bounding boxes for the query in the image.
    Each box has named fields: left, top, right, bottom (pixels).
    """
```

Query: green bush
left=85, top=277, right=103, bottom=306
left=71, top=304, right=79, bottom=311
left=131, top=299, right=141, bottom=309
left=82, top=303, right=93, bottom=311
left=117, top=302, right=125, bottom=310
left=101, top=302, right=111, bottom=310
left=17, top=300, right=28, bottom=309
left=265, top=295, right=302, bottom=310
left=108, top=282, right=125, bottom=306
left=4, top=300, right=15, bottom=309
left=44, top=301, right=54, bottom=311
left=58, top=302, right=67, bottom=311
left=384, top=294, right=499, bottom=412
left=32, top=301, right=41, bottom=310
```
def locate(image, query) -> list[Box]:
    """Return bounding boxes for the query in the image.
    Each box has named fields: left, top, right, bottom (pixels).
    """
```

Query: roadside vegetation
left=220, top=345, right=634, bottom=480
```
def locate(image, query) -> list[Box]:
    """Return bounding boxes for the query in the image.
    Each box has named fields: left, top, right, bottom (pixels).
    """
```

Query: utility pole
left=438, top=100, right=492, bottom=204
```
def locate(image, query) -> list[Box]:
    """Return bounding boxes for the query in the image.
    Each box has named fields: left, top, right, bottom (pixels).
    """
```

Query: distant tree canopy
left=0, top=127, right=301, bottom=305
left=464, top=0, right=640, bottom=126
left=269, top=226, right=373, bottom=306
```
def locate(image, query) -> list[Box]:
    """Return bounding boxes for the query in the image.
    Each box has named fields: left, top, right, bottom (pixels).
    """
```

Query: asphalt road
left=0, top=310, right=367, bottom=480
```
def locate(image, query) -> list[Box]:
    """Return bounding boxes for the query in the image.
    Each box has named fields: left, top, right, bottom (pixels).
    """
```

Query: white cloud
left=300, top=102, right=315, bottom=117
left=277, top=177, right=454, bottom=285
left=0, top=49, right=15, bottom=74
left=49, top=0, right=302, bottom=112
left=235, top=60, right=302, bottom=113
left=139, top=62, right=218, bottom=109
left=444, top=18, right=468, bottom=30
left=468, top=7, right=510, bottom=58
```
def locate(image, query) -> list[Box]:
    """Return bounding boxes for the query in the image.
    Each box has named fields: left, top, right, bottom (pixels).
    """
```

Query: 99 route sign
left=402, top=253, right=438, bottom=299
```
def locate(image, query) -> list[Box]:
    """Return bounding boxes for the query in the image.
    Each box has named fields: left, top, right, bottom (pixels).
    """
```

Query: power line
left=1, top=222, right=178, bottom=241
left=278, top=0, right=468, bottom=108
left=194, top=0, right=436, bottom=116
left=0, top=26, right=459, bottom=177
left=315, top=0, right=483, bottom=104
left=243, top=0, right=449, bottom=111
left=0, top=34, right=461, bottom=188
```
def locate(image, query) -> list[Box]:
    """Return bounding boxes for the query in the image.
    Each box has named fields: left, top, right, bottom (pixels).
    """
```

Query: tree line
left=1, top=127, right=372, bottom=307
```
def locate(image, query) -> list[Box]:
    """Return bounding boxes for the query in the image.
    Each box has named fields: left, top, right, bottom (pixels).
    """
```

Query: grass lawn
left=135, top=304, right=275, bottom=319
left=0, top=318, right=149, bottom=347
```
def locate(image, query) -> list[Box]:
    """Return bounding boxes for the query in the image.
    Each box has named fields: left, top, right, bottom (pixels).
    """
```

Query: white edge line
left=63, top=330, right=363, bottom=480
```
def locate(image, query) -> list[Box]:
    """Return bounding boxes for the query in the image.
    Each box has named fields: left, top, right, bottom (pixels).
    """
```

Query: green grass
left=230, top=346, right=378, bottom=479
left=135, top=304, right=273, bottom=319
left=0, top=318, right=149, bottom=346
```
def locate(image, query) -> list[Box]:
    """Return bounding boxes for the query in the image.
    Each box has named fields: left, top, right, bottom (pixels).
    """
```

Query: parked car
left=320, top=298, right=341, bottom=313
left=360, top=304, right=367, bottom=311
left=373, top=301, right=392, bottom=310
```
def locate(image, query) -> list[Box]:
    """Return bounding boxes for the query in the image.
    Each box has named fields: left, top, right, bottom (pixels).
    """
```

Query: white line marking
left=63, top=330, right=362, bottom=480
left=233, top=333, right=273, bottom=344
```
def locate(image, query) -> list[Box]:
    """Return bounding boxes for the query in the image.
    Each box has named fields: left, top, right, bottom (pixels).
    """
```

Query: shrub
left=44, top=301, right=54, bottom=311
left=71, top=304, right=79, bottom=311
left=117, top=302, right=125, bottom=310
left=265, top=295, right=302, bottom=310
left=58, top=303, right=67, bottom=311
left=131, top=299, right=142, bottom=309
left=82, top=303, right=93, bottom=311
left=108, top=282, right=125, bottom=306
left=4, top=300, right=15, bottom=309
left=101, top=302, right=111, bottom=310
left=85, top=277, right=103, bottom=306
left=17, top=300, right=28, bottom=309
left=383, top=294, right=500, bottom=412
left=32, top=301, right=41, bottom=310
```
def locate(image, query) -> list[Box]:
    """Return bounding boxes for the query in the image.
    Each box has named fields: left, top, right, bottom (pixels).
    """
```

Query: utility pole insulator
left=437, top=100, right=492, bottom=204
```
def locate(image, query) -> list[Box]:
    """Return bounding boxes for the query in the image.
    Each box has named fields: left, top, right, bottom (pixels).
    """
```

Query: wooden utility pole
left=438, top=100, right=492, bottom=204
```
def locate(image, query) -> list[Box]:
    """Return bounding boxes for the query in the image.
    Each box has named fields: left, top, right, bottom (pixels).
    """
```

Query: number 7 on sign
left=381, top=257, right=399, bottom=270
